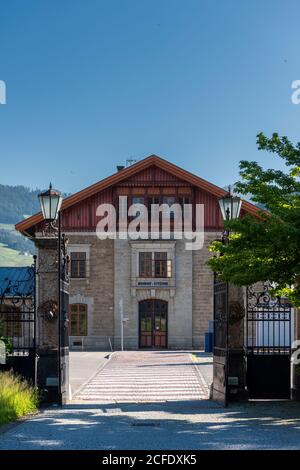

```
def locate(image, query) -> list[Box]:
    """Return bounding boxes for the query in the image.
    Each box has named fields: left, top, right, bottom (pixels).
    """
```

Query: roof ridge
left=15, top=154, right=260, bottom=234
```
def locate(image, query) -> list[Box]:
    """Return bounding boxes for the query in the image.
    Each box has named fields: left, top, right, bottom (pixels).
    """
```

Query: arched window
left=70, top=304, right=87, bottom=336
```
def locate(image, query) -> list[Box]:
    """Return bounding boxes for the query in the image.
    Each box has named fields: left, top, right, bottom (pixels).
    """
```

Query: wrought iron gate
left=212, top=274, right=229, bottom=406
left=246, top=282, right=292, bottom=399
left=0, top=264, right=37, bottom=385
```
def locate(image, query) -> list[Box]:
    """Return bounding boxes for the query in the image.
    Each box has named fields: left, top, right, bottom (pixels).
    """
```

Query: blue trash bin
left=204, top=332, right=213, bottom=352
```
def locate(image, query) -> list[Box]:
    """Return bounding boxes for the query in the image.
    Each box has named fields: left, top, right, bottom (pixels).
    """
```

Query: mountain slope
left=0, top=185, right=41, bottom=265
left=0, top=184, right=41, bottom=224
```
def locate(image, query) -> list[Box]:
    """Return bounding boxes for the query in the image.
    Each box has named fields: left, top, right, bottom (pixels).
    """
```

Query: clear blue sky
left=0, top=0, right=300, bottom=194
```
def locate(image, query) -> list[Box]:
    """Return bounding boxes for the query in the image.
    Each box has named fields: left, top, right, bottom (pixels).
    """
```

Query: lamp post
left=218, top=186, right=242, bottom=240
left=38, top=184, right=63, bottom=224
left=38, top=183, right=64, bottom=404
left=216, top=187, right=243, bottom=404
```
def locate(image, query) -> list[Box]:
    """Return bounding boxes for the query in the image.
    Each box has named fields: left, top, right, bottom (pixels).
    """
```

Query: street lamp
left=215, top=187, right=242, bottom=405
left=38, top=183, right=62, bottom=223
left=218, top=188, right=242, bottom=244
left=218, top=190, right=242, bottom=222
left=38, top=183, right=64, bottom=404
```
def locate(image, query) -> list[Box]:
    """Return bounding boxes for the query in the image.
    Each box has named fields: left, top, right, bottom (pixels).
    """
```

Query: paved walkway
left=69, top=351, right=111, bottom=397
left=74, top=351, right=209, bottom=402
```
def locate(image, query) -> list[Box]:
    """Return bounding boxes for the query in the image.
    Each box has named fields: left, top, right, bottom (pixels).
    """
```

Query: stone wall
left=192, top=231, right=222, bottom=348
left=170, top=240, right=193, bottom=349
left=36, top=238, right=59, bottom=351
left=67, top=235, right=114, bottom=350
left=114, top=239, right=135, bottom=349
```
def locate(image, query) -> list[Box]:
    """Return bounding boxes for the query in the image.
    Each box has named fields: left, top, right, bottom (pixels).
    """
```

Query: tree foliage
left=208, top=132, right=300, bottom=306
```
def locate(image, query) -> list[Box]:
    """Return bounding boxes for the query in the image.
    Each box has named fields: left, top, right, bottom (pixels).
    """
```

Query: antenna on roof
left=126, top=157, right=139, bottom=167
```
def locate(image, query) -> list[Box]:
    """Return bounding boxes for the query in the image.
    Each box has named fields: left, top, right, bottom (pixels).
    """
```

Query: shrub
left=0, top=371, right=38, bottom=426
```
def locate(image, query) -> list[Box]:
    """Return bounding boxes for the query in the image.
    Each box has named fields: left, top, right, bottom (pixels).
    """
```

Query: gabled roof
left=15, top=154, right=260, bottom=235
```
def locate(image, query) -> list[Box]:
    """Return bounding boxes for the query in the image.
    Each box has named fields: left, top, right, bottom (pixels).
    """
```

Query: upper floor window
left=131, top=196, right=146, bottom=220
left=131, top=196, right=144, bottom=205
left=162, top=196, right=176, bottom=206
left=70, top=252, right=86, bottom=278
left=139, top=252, right=152, bottom=278
left=162, top=196, right=176, bottom=220
left=138, top=251, right=172, bottom=278
left=70, top=304, right=87, bottom=336
left=154, top=252, right=168, bottom=277
left=178, top=196, right=191, bottom=208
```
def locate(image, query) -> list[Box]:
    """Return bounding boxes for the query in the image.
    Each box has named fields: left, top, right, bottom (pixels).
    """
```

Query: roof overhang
left=15, top=154, right=261, bottom=235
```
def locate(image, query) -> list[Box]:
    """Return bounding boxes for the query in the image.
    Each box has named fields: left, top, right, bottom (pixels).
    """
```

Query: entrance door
left=139, top=300, right=168, bottom=348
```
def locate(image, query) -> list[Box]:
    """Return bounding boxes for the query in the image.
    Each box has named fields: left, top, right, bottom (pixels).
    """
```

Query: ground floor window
left=70, top=303, right=87, bottom=336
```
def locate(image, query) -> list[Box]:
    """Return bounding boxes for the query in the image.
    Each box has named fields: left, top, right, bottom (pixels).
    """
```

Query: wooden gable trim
left=15, top=154, right=260, bottom=234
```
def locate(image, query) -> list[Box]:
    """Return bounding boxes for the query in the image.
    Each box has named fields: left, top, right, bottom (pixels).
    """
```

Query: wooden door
left=139, top=300, right=168, bottom=348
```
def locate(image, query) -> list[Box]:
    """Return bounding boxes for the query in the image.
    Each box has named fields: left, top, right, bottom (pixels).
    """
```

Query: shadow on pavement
left=1, top=399, right=300, bottom=450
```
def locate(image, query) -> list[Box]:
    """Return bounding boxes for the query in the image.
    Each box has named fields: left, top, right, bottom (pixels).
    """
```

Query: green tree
left=208, top=132, right=300, bottom=306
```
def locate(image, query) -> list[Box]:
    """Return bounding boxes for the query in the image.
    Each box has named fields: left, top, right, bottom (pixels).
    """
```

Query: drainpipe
left=119, top=297, right=124, bottom=351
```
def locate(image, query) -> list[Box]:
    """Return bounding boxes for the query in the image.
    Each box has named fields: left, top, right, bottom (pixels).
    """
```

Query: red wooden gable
left=62, top=165, right=222, bottom=231
left=118, top=165, right=188, bottom=187
left=16, top=155, right=259, bottom=235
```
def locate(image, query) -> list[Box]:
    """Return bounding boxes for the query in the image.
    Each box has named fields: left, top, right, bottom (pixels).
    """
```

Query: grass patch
left=0, top=371, right=38, bottom=426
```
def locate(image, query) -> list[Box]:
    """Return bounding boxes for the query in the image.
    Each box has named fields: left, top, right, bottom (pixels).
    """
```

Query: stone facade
left=114, top=239, right=193, bottom=350
left=59, top=231, right=222, bottom=351
left=18, top=156, right=259, bottom=353
left=67, top=235, right=114, bottom=350
left=192, top=232, right=221, bottom=348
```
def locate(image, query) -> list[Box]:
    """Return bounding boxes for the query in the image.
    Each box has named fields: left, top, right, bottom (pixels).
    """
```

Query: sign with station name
left=137, top=281, right=169, bottom=287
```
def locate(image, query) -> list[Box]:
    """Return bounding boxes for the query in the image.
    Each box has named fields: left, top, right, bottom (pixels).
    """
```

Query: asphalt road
left=1, top=351, right=300, bottom=450
left=1, top=401, right=300, bottom=450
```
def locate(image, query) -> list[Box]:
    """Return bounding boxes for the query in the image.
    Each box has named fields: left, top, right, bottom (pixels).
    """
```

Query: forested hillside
left=0, top=184, right=41, bottom=223
left=0, top=184, right=70, bottom=265
left=0, top=185, right=41, bottom=264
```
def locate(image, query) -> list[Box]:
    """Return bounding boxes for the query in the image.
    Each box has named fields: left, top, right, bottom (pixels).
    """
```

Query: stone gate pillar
left=35, top=236, right=70, bottom=404
left=227, top=284, right=248, bottom=402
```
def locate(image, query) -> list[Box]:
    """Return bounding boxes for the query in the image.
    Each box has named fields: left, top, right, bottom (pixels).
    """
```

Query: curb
left=70, top=351, right=115, bottom=401
left=0, top=410, right=40, bottom=436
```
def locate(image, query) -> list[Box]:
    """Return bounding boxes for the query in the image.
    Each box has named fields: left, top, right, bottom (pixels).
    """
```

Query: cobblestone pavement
left=74, top=351, right=209, bottom=402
